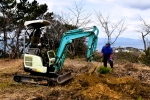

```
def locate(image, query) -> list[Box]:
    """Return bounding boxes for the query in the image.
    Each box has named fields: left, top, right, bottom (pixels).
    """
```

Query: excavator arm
left=53, top=26, right=99, bottom=73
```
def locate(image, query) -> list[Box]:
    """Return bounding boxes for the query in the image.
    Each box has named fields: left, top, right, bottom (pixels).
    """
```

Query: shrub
left=138, top=48, right=150, bottom=66
left=114, top=52, right=139, bottom=63
left=93, top=51, right=102, bottom=62
left=98, top=66, right=111, bottom=74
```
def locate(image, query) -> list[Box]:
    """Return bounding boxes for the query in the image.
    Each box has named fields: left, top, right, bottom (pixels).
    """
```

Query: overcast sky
left=33, top=0, right=150, bottom=40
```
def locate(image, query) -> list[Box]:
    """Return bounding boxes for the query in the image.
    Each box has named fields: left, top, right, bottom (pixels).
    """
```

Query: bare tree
left=61, top=1, right=91, bottom=28
left=56, top=2, right=92, bottom=58
left=44, top=14, right=78, bottom=58
left=137, top=16, right=150, bottom=51
left=44, top=14, right=68, bottom=50
left=95, top=11, right=126, bottom=44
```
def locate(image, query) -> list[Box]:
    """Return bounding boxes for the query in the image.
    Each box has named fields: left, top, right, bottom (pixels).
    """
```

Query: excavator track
left=57, top=72, right=72, bottom=84
left=13, top=72, right=72, bottom=86
left=13, top=74, right=55, bottom=86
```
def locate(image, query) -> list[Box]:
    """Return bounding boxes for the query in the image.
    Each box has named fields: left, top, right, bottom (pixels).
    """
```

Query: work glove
left=38, top=43, right=41, bottom=46
left=109, top=54, right=113, bottom=61
left=100, top=53, right=103, bottom=57
left=109, top=58, right=113, bottom=61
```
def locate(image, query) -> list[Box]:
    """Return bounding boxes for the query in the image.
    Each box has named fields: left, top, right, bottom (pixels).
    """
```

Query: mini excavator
left=13, top=20, right=99, bottom=85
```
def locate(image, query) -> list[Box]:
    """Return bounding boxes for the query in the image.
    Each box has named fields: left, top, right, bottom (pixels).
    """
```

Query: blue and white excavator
left=14, top=20, right=99, bottom=85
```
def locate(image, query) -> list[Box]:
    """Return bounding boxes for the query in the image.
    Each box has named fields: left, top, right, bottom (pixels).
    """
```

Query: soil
left=0, top=58, right=150, bottom=100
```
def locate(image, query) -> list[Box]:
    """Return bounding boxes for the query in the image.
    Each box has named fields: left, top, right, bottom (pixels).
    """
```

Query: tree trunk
left=3, top=27, right=7, bottom=56
left=142, top=33, right=147, bottom=51
left=11, top=27, right=21, bottom=59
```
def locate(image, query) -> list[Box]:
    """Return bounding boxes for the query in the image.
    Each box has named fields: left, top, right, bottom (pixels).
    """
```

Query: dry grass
left=111, top=61, right=150, bottom=84
left=0, top=58, right=150, bottom=99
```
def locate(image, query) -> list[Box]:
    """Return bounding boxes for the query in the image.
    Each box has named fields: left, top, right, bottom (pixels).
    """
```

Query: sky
left=32, top=0, right=150, bottom=40
left=27, top=0, right=150, bottom=49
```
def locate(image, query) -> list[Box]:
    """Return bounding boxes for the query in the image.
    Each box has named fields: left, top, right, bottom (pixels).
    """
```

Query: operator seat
left=28, top=48, right=40, bottom=55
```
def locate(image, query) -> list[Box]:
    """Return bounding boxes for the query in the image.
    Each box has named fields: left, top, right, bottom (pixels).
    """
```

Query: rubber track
left=14, top=74, right=55, bottom=86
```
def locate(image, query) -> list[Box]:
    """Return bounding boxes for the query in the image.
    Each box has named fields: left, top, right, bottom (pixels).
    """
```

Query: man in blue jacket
left=101, top=42, right=113, bottom=68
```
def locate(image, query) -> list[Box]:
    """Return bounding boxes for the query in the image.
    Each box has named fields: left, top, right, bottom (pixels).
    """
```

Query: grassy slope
left=0, top=58, right=150, bottom=100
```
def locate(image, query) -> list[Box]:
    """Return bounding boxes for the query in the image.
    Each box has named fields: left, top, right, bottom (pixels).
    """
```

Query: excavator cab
left=23, top=20, right=50, bottom=51
left=22, top=20, right=56, bottom=73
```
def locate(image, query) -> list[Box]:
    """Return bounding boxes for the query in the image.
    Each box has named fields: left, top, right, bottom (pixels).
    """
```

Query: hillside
left=97, top=37, right=143, bottom=50
left=0, top=58, right=150, bottom=100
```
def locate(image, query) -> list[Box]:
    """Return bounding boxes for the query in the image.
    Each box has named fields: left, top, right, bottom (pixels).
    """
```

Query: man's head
left=106, top=42, right=110, bottom=47
left=34, top=28, right=42, bottom=37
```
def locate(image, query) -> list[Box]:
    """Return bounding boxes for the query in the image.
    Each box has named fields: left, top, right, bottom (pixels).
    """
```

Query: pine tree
left=0, top=0, right=48, bottom=58
left=0, top=0, right=16, bottom=57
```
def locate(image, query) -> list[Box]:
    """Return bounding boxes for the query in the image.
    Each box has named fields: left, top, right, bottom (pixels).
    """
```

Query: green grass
left=98, top=66, right=112, bottom=74
left=138, top=97, right=142, bottom=100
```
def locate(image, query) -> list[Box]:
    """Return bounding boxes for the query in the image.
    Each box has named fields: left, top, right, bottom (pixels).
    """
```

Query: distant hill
left=97, top=37, right=144, bottom=50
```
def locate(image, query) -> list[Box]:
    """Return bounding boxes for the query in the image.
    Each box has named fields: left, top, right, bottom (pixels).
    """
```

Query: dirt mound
left=67, top=73, right=150, bottom=100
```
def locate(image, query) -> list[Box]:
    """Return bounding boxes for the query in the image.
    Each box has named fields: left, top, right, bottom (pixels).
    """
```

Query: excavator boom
left=52, top=26, right=99, bottom=73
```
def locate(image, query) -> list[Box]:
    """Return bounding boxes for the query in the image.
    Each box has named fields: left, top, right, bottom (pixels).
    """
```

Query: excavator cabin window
left=30, top=28, right=42, bottom=48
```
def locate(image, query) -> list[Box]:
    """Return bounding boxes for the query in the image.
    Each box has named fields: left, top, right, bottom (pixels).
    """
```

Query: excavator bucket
left=57, top=72, right=72, bottom=84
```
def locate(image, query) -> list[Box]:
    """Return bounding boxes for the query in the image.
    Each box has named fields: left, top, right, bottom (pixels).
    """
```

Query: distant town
left=97, top=46, right=144, bottom=53
left=112, top=46, right=144, bottom=53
